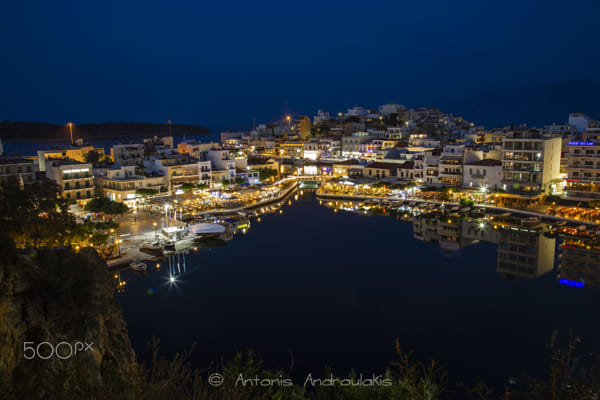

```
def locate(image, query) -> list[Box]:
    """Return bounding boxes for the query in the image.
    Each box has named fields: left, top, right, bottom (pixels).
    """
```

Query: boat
left=140, top=243, right=164, bottom=256
left=187, top=222, right=226, bottom=235
left=129, top=261, right=147, bottom=272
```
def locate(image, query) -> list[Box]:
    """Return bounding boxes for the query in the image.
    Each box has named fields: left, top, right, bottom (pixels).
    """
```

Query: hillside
left=0, top=121, right=211, bottom=142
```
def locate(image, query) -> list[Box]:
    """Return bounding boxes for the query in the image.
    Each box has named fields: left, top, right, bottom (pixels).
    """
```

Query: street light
left=153, top=222, right=157, bottom=240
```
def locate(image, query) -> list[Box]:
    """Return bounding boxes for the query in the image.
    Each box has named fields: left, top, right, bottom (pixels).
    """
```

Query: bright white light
left=169, top=276, right=175, bottom=283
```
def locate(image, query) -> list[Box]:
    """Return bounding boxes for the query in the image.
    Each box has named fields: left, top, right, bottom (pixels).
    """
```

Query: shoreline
left=315, top=191, right=599, bottom=228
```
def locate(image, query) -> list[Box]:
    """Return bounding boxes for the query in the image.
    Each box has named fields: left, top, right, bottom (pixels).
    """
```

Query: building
left=502, top=131, right=562, bottom=194
left=37, top=146, right=103, bottom=172
left=177, top=140, right=218, bottom=159
left=0, top=157, right=36, bottom=185
left=341, top=135, right=371, bottom=158
left=144, top=156, right=211, bottom=193
left=45, top=159, right=94, bottom=205
left=295, top=116, right=312, bottom=140
left=313, top=110, right=331, bottom=124
left=206, top=149, right=236, bottom=185
left=463, top=159, right=503, bottom=190
left=363, top=162, right=398, bottom=179
left=378, top=103, right=406, bottom=116
left=345, top=105, right=368, bottom=117
left=303, top=141, right=319, bottom=160
left=96, top=165, right=147, bottom=206
left=111, top=143, right=144, bottom=166
left=565, top=132, right=600, bottom=200
left=279, top=142, right=304, bottom=158
left=438, top=144, right=465, bottom=186
left=332, top=159, right=363, bottom=177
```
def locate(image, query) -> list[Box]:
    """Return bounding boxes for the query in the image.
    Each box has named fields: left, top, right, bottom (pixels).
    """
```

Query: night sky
left=1, top=0, right=599, bottom=131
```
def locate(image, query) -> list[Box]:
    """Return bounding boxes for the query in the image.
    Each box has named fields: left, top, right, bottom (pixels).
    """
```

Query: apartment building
left=438, top=144, right=465, bottom=186
left=45, top=159, right=94, bottom=205
left=0, top=157, right=36, bottom=185
left=565, top=132, right=600, bottom=200
left=501, top=131, right=562, bottom=194
left=111, top=143, right=144, bottom=166
left=145, top=156, right=211, bottom=193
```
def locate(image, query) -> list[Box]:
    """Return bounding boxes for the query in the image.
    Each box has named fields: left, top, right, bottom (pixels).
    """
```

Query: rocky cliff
left=0, top=233, right=137, bottom=399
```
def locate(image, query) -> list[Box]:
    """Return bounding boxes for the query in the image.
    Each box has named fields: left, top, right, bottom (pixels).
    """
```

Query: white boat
left=140, top=243, right=164, bottom=256
left=130, top=262, right=147, bottom=272
left=187, top=222, right=226, bottom=235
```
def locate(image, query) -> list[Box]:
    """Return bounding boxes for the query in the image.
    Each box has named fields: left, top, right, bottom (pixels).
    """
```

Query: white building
left=378, top=104, right=406, bottom=116
left=45, top=159, right=94, bottom=205
left=502, top=131, right=562, bottom=194
left=463, top=159, right=503, bottom=190
left=345, top=105, right=368, bottom=117
left=313, top=110, right=331, bottom=124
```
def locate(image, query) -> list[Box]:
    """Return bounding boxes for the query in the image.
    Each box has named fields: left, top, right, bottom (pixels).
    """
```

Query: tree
left=196, top=183, right=208, bottom=191
left=84, top=196, right=128, bottom=215
left=181, top=183, right=195, bottom=193
left=221, top=179, right=230, bottom=188
left=235, top=178, right=245, bottom=186
left=84, top=150, right=101, bottom=165
left=259, top=168, right=278, bottom=181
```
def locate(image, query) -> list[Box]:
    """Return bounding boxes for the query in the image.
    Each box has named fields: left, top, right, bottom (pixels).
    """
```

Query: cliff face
left=0, top=235, right=137, bottom=399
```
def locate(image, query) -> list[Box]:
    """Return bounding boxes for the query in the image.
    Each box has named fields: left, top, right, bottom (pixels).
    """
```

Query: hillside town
left=1, top=106, right=598, bottom=210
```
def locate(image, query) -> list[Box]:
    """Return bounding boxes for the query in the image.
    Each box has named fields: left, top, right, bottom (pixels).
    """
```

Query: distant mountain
left=437, top=79, right=600, bottom=129
left=0, top=121, right=211, bottom=142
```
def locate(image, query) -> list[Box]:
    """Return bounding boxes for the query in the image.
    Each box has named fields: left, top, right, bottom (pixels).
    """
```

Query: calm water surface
left=116, top=192, right=600, bottom=388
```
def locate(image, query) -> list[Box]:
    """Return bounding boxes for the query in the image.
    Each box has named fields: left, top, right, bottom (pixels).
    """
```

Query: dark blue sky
left=1, top=0, right=599, bottom=132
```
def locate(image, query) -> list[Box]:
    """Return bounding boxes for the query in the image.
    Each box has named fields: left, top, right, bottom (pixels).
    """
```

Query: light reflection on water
left=116, top=192, right=600, bottom=388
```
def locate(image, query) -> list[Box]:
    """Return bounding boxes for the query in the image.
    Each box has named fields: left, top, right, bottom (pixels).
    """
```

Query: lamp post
left=153, top=222, right=157, bottom=240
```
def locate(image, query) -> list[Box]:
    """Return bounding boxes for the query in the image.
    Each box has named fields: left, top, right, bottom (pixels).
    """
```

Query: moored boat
left=130, top=261, right=147, bottom=272
left=187, top=222, right=226, bottom=235
left=140, top=243, right=164, bottom=256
